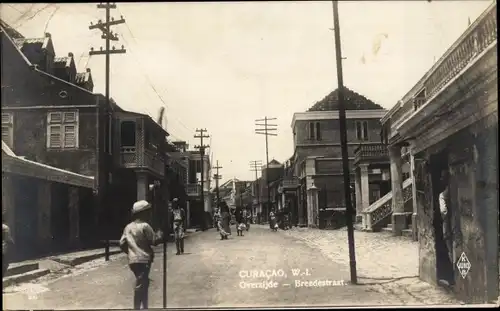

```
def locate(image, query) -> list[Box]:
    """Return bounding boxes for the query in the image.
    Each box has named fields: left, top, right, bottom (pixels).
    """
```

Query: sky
left=0, top=1, right=493, bottom=182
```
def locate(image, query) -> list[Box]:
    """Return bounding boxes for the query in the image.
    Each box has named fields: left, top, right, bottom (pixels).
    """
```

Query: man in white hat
left=120, top=200, right=163, bottom=310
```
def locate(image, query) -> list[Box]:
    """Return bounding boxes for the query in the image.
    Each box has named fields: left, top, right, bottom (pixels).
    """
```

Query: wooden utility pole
left=88, top=1, right=126, bottom=262
left=249, top=160, right=262, bottom=219
left=213, top=160, right=223, bottom=206
left=194, top=128, right=210, bottom=231
left=255, top=117, right=277, bottom=222
left=332, top=0, right=357, bottom=284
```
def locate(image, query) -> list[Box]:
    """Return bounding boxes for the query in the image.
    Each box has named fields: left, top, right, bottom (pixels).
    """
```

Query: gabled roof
left=307, top=87, right=383, bottom=111
left=1, top=23, right=94, bottom=96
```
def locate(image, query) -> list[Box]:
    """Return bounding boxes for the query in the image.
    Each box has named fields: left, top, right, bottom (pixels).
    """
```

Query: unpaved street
left=3, top=226, right=457, bottom=309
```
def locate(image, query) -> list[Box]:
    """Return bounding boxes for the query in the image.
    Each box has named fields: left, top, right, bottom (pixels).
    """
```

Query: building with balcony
left=180, top=145, right=212, bottom=229
left=1, top=19, right=173, bottom=241
left=291, top=88, right=387, bottom=228
left=377, top=3, right=497, bottom=303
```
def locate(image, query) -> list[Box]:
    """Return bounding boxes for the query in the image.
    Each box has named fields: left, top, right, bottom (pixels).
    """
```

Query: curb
left=51, top=250, right=122, bottom=267
left=2, top=268, right=51, bottom=288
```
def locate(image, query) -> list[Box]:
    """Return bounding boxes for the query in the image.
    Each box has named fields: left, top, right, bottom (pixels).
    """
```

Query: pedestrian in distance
left=120, top=200, right=163, bottom=310
left=170, top=198, right=186, bottom=255
left=2, top=220, right=15, bottom=278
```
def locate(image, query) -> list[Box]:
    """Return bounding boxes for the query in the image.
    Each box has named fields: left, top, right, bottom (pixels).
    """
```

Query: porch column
left=298, top=187, right=305, bottom=226
left=38, top=181, right=52, bottom=248
left=186, top=201, right=191, bottom=229
left=136, top=172, right=148, bottom=201
left=307, top=185, right=319, bottom=228
left=354, top=168, right=362, bottom=222
left=360, top=164, right=370, bottom=214
left=68, top=186, right=80, bottom=245
left=410, top=152, right=418, bottom=241
left=2, top=175, right=15, bottom=237
left=389, top=145, right=405, bottom=236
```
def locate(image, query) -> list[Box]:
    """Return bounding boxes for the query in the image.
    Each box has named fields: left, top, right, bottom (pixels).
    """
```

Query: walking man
left=120, top=200, right=163, bottom=310
left=171, top=198, right=186, bottom=255
left=2, top=220, right=15, bottom=277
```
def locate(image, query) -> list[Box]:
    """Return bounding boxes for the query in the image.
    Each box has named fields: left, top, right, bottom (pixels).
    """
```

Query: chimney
left=68, top=52, right=74, bottom=58
left=44, top=32, right=51, bottom=38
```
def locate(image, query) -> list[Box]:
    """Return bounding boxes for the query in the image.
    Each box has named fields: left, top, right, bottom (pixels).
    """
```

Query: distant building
left=290, top=87, right=387, bottom=228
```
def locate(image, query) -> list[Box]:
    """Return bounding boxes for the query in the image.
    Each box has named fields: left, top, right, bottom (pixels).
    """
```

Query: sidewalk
left=4, top=247, right=125, bottom=289
left=271, top=225, right=461, bottom=305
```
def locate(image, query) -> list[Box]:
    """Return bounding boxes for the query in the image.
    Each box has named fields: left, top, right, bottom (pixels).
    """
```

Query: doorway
left=430, top=150, right=455, bottom=286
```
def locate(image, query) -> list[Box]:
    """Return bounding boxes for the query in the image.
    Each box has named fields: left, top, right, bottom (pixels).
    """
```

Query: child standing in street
left=120, top=200, right=163, bottom=310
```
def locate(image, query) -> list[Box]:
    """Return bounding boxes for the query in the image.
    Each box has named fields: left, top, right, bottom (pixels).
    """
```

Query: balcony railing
left=186, top=184, right=201, bottom=197
left=145, top=149, right=165, bottom=177
left=120, top=147, right=165, bottom=177
left=282, top=177, right=300, bottom=189
left=120, top=147, right=137, bottom=168
left=388, top=4, right=496, bottom=132
left=354, top=144, right=389, bottom=165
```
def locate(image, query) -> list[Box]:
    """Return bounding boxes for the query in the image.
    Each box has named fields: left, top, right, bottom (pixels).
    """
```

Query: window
left=355, top=120, right=369, bottom=141
left=307, top=122, right=321, bottom=140
left=46, top=111, right=79, bottom=149
left=120, top=121, right=136, bottom=147
left=315, top=122, right=321, bottom=140
left=1, top=112, right=14, bottom=149
left=308, top=122, right=315, bottom=140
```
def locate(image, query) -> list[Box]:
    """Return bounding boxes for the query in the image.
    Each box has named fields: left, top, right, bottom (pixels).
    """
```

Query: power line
left=255, top=116, right=277, bottom=221
left=117, top=31, right=194, bottom=138
left=116, top=6, right=195, bottom=134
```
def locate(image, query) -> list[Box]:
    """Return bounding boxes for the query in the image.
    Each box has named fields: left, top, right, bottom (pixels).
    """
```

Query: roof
left=13, top=37, right=50, bottom=50
left=75, top=71, right=91, bottom=84
left=2, top=140, right=94, bottom=189
left=54, top=56, right=72, bottom=68
left=307, top=87, right=383, bottom=111
left=0, top=19, right=23, bottom=39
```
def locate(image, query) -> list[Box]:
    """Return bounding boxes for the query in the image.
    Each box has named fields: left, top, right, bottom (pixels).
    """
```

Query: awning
left=2, top=141, right=94, bottom=189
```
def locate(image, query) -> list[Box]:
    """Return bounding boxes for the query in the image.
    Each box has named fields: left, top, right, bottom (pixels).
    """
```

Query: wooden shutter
left=64, top=125, right=76, bottom=148
left=63, top=112, right=77, bottom=123
left=48, top=125, right=62, bottom=148
left=48, top=112, right=62, bottom=124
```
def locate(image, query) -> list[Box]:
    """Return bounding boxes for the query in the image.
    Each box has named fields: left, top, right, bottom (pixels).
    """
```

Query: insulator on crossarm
left=120, top=15, right=124, bottom=19
left=111, top=17, right=114, bottom=21
left=121, top=45, right=124, bottom=49
left=100, top=47, right=103, bottom=51
left=90, top=22, right=93, bottom=26
left=112, top=46, right=116, bottom=50
left=90, top=47, right=94, bottom=51
left=98, top=19, right=102, bottom=24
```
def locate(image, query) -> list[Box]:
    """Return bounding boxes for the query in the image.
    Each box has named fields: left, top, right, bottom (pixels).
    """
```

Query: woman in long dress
left=220, top=202, right=231, bottom=236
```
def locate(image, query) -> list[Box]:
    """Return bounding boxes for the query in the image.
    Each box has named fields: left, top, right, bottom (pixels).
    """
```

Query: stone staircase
left=359, top=177, right=414, bottom=237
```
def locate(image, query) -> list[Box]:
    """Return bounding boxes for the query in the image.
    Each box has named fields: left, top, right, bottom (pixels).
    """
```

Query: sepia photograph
left=1, top=1, right=498, bottom=309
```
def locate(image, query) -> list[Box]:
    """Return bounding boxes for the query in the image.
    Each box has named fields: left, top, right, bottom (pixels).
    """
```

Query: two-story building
left=291, top=87, right=387, bottom=228
left=178, top=143, right=212, bottom=230
left=1, top=20, right=172, bottom=246
left=378, top=4, right=497, bottom=303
